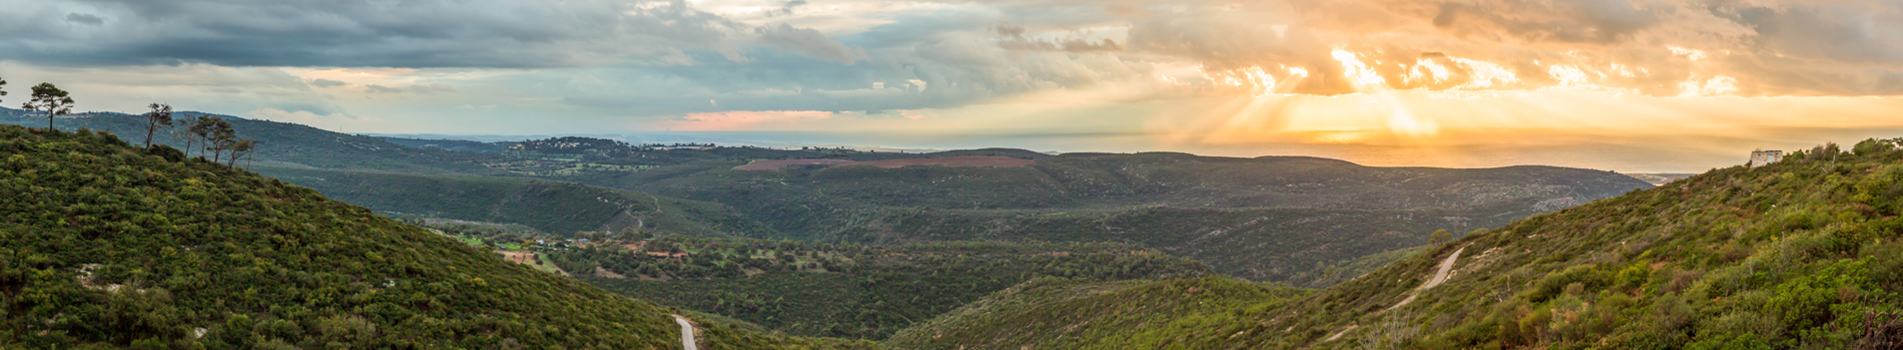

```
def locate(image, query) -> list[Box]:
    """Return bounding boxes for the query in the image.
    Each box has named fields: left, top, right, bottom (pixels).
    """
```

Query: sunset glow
left=1, top=0, right=1899, bottom=172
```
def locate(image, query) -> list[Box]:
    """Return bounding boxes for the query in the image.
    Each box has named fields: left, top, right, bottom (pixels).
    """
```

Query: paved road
left=674, top=315, right=696, bottom=350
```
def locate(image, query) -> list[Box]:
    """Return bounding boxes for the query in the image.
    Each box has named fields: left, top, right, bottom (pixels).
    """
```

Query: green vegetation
left=889, top=138, right=1903, bottom=349
left=254, top=166, right=776, bottom=237
left=3, top=108, right=1645, bottom=289
left=885, top=277, right=1306, bottom=349
left=0, top=107, right=507, bottom=174
left=538, top=236, right=1212, bottom=339
left=0, top=125, right=868, bottom=349
left=598, top=153, right=1649, bottom=286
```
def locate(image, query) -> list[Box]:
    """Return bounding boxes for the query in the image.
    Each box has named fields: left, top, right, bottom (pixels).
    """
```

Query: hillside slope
left=889, top=139, right=1903, bottom=349
left=0, top=126, right=866, bottom=349
left=597, top=153, right=1651, bottom=285
left=254, top=167, right=778, bottom=237
left=1, top=108, right=501, bottom=174
left=551, top=237, right=1212, bottom=339
left=884, top=277, right=1305, bottom=349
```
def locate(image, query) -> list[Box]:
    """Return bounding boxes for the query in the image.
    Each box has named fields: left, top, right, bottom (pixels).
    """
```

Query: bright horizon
left=3, top=0, right=1899, bottom=173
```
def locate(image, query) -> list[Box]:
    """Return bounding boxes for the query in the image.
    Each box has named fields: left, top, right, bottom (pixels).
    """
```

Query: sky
left=1, top=0, right=1901, bottom=172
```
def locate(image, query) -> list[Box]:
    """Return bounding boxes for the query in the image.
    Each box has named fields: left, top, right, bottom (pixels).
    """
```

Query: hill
left=0, top=107, right=503, bottom=174
left=0, top=125, right=869, bottom=349
left=536, top=236, right=1211, bottom=339
left=886, top=139, right=1903, bottom=349
left=253, top=167, right=777, bottom=237
left=884, top=277, right=1305, bottom=349
left=591, top=153, right=1652, bottom=286
left=0, top=107, right=1652, bottom=288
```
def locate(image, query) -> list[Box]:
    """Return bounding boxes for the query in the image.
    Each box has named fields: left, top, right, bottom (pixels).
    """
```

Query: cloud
left=2, top=0, right=1899, bottom=142
left=1075, top=0, right=1903, bottom=97
left=756, top=24, right=860, bottom=64
left=64, top=12, right=103, bottom=25
left=991, top=22, right=1123, bottom=52
left=364, top=83, right=457, bottom=94
left=307, top=79, right=346, bottom=88
left=776, top=0, right=809, bottom=16
left=668, top=110, right=835, bottom=130
left=0, top=0, right=853, bottom=68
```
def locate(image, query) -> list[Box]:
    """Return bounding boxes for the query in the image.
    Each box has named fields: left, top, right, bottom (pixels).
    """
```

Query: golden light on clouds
left=3, top=0, right=1897, bottom=172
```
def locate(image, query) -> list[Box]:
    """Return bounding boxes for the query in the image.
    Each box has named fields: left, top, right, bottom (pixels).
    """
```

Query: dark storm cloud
left=0, top=0, right=856, bottom=68
left=63, top=12, right=104, bottom=25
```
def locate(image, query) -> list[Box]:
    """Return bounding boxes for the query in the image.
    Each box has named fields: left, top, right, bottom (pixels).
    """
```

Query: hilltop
left=888, top=138, right=1903, bottom=349
left=0, top=125, right=869, bottom=349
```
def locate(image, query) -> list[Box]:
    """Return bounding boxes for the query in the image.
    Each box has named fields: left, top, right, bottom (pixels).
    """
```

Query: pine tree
left=23, top=83, right=75, bottom=130
left=142, top=103, right=173, bottom=148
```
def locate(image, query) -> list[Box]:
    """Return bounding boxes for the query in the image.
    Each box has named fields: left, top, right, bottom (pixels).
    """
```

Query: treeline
left=0, top=79, right=258, bottom=167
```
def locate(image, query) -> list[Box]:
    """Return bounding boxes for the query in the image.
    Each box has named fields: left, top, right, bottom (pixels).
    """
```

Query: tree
left=207, top=118, right=235, bottom=161
left=142, top=103, right=174, bottom=148
left=23, top=83, right=75, bottom=130
left=228, top=138, right=256, bottom=167
left=1428, top=229, right=1452, bottom=245
left=172, top=114, right=199, bottom=155
left=0, top=76, right=8, bottom=104
left=188, top=116, right=220, bottom=158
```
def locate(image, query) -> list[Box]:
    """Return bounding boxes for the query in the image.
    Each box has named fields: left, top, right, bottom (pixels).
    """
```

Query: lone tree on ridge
left=143, top=103, right=174, bottom=148
left=23, top=83, right=74, bottom=130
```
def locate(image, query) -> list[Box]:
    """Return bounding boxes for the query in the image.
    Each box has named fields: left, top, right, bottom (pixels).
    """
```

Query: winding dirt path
left=673, top=315, right=697, bottom=350
left=1389, top=246, right=1464, bottom=310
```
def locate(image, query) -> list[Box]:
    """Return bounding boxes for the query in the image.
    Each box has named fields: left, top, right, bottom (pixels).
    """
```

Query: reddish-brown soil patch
left=733, top=156, right=1035, bottom=171
left=497, top=250, right=537, bottom=264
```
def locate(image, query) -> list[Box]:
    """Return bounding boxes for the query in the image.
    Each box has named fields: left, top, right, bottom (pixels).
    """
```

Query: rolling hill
left=0, top=107, right=503, bottom=175
left=252, top=167, right=778, bottom=237
left=544, top=236, right=1212, bottom=339
left=884, top=138, right=1903, bottom=349
left=0, top=125, right=869, bottom=349
left=884, top=277, right=1306, bottom=349
left=592, top=153, right=1653, bottom=286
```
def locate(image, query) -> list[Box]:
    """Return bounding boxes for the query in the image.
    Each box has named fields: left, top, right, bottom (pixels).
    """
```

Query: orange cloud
left=665, top=110, right=836, bottom=131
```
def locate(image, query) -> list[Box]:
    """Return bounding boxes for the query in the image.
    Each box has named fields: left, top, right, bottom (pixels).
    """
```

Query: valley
left=0, top=111, right=1662, bottom=343
left=5, top=1, right=1893, bottom=348
left=11, top=111, right=1891, bottom=349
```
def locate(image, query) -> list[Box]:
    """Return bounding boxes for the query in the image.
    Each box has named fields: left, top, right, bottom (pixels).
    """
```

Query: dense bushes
left=884, top=137, right=1903, bottom=349
left=542, top=237, right=1212, bottom=340
left=0, top=125, right=863, bottom=349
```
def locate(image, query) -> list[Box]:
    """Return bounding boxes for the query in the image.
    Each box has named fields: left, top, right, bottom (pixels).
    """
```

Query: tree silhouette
left=23, top=83, right=75, bottom=130
left=207, top=118, right=235, bottom=161
left=227, top=137, right=256, bottom=166
left=188, top=116, right=220, bottom=158
left=0, top=76, right=8, bottom=105
left=142, top=103, right=174, bottom=148
left=173, top=114, right=201, bottom=156
left=231, top=138, right=258, bottom=168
